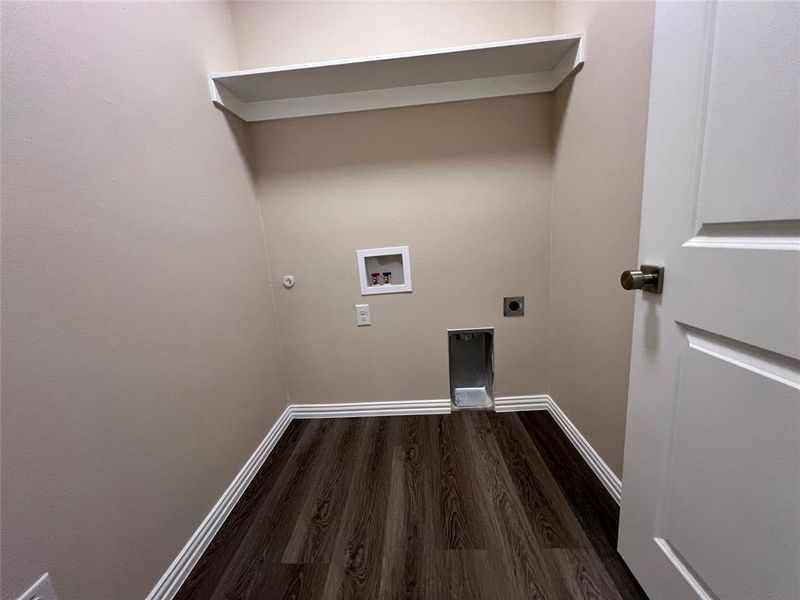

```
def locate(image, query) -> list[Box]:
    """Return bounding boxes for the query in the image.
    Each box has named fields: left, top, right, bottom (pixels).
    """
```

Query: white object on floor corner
left=15, top=573, right=58, bottom=600
left=147, top=394, right=619, bottom=599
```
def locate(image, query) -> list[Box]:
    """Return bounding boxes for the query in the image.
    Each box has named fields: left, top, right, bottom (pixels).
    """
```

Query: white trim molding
left=148, top=394, right=619, bottom=599
left=549, top=395, right=622, bottom=503
left=146, top=408, right=294, bottom=600
left=290, top=399, right=450, bottom=419
left=496, top=394, right=622, bottom=503
left=494, top=394, right=551, bottom=412
left=146, top=399, right=448, bottom=599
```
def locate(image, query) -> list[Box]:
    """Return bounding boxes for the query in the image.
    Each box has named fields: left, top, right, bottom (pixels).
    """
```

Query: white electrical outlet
left=16, top=573, right=58, bottom=600
left=355, top=303, right=371, bottom=326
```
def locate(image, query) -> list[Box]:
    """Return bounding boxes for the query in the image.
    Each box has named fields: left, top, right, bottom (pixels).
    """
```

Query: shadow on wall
left=552, top=75, right=576, bottom=151
left=227, top=94, right=554, bottom=178
left=643, top=293, right=662, bottom=356
left=221, top=111, right=260, bottom=183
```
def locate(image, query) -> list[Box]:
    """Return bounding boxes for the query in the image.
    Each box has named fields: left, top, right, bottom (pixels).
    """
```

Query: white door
left=618, top=2, right=799, bottom=599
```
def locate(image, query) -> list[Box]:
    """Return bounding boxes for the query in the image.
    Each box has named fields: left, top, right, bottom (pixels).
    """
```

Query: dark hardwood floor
left=176, top=411, right=647, bottom=600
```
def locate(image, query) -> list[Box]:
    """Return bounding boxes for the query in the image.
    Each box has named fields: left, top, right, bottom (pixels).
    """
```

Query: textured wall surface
left=1, top=1, right=656, bottom=597
left=231, top=0, right=655, bottom=474
left=232, top=1, right=556, bottom=405
left=0, top=2, right=287, bottom=598
left=229, top=0, right=555, bottom=69
left=250, top=95, right=553, bottom=404
left=548, top=1, right=655, bottom=476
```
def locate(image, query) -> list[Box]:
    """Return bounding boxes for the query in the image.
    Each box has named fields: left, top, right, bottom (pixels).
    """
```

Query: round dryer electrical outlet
left=503, top=296, right=524, bottom=316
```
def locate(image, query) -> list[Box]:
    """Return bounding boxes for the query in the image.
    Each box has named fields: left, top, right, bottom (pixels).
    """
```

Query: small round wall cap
left=282, top=274, right=296, bottom=289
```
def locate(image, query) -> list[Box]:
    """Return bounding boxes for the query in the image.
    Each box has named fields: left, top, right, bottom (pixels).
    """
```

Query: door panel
left=662, top=328, right=800, bottom=599
left=697, top=2, right=799, bottom=224
left=671, top=248, right=800, bottom=359
left=618, top=2, right=800, bottom=599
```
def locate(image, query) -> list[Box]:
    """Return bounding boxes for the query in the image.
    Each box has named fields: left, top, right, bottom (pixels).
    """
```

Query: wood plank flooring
left=176, top=411, right=647, bottom=599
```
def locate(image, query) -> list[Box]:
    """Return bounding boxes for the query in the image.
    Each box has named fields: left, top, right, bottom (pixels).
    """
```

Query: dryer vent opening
left=447, top=328, right=495, bottom=411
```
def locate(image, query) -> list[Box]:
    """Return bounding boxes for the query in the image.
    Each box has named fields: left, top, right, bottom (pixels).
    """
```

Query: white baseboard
left=546, top=395, right=622, bottom=503
left=289, top=398, right=451, bottom=419
left=145, top=407, right=294, bottom=600
left=494, top=394, right=550, bottom=412
left=499, top=394, right=622, bottom=504
left=148, top=394, right=620, bottom=599
left=145, top=399, right=448, bottom=599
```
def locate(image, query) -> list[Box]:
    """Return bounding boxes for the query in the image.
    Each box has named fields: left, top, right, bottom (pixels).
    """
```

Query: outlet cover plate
left=503, top=296, right=525, bottom=317
left=355, top=303, right=371, bottom=326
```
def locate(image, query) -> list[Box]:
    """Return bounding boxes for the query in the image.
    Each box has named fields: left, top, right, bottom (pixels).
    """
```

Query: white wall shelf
left=208, top=33, right=585, bottom=122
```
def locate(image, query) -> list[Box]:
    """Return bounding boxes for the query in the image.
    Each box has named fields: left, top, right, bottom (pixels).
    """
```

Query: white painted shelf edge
left=209, top=33, right=585, bottom=122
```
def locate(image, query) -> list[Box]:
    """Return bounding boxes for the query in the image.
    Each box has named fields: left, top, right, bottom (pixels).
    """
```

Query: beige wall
left=232, top=1, right=557, bottom=404
left=229, top=1, right=555, bottom=69
left=233, top=0, right=656, bottom=474
left=548, top=1, right=655, bottom=476
left=250, top=95, right=553, bottom=404
left=0, top=2, right=287, bottom=599
left=1, top=1, right=654, bottom=596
